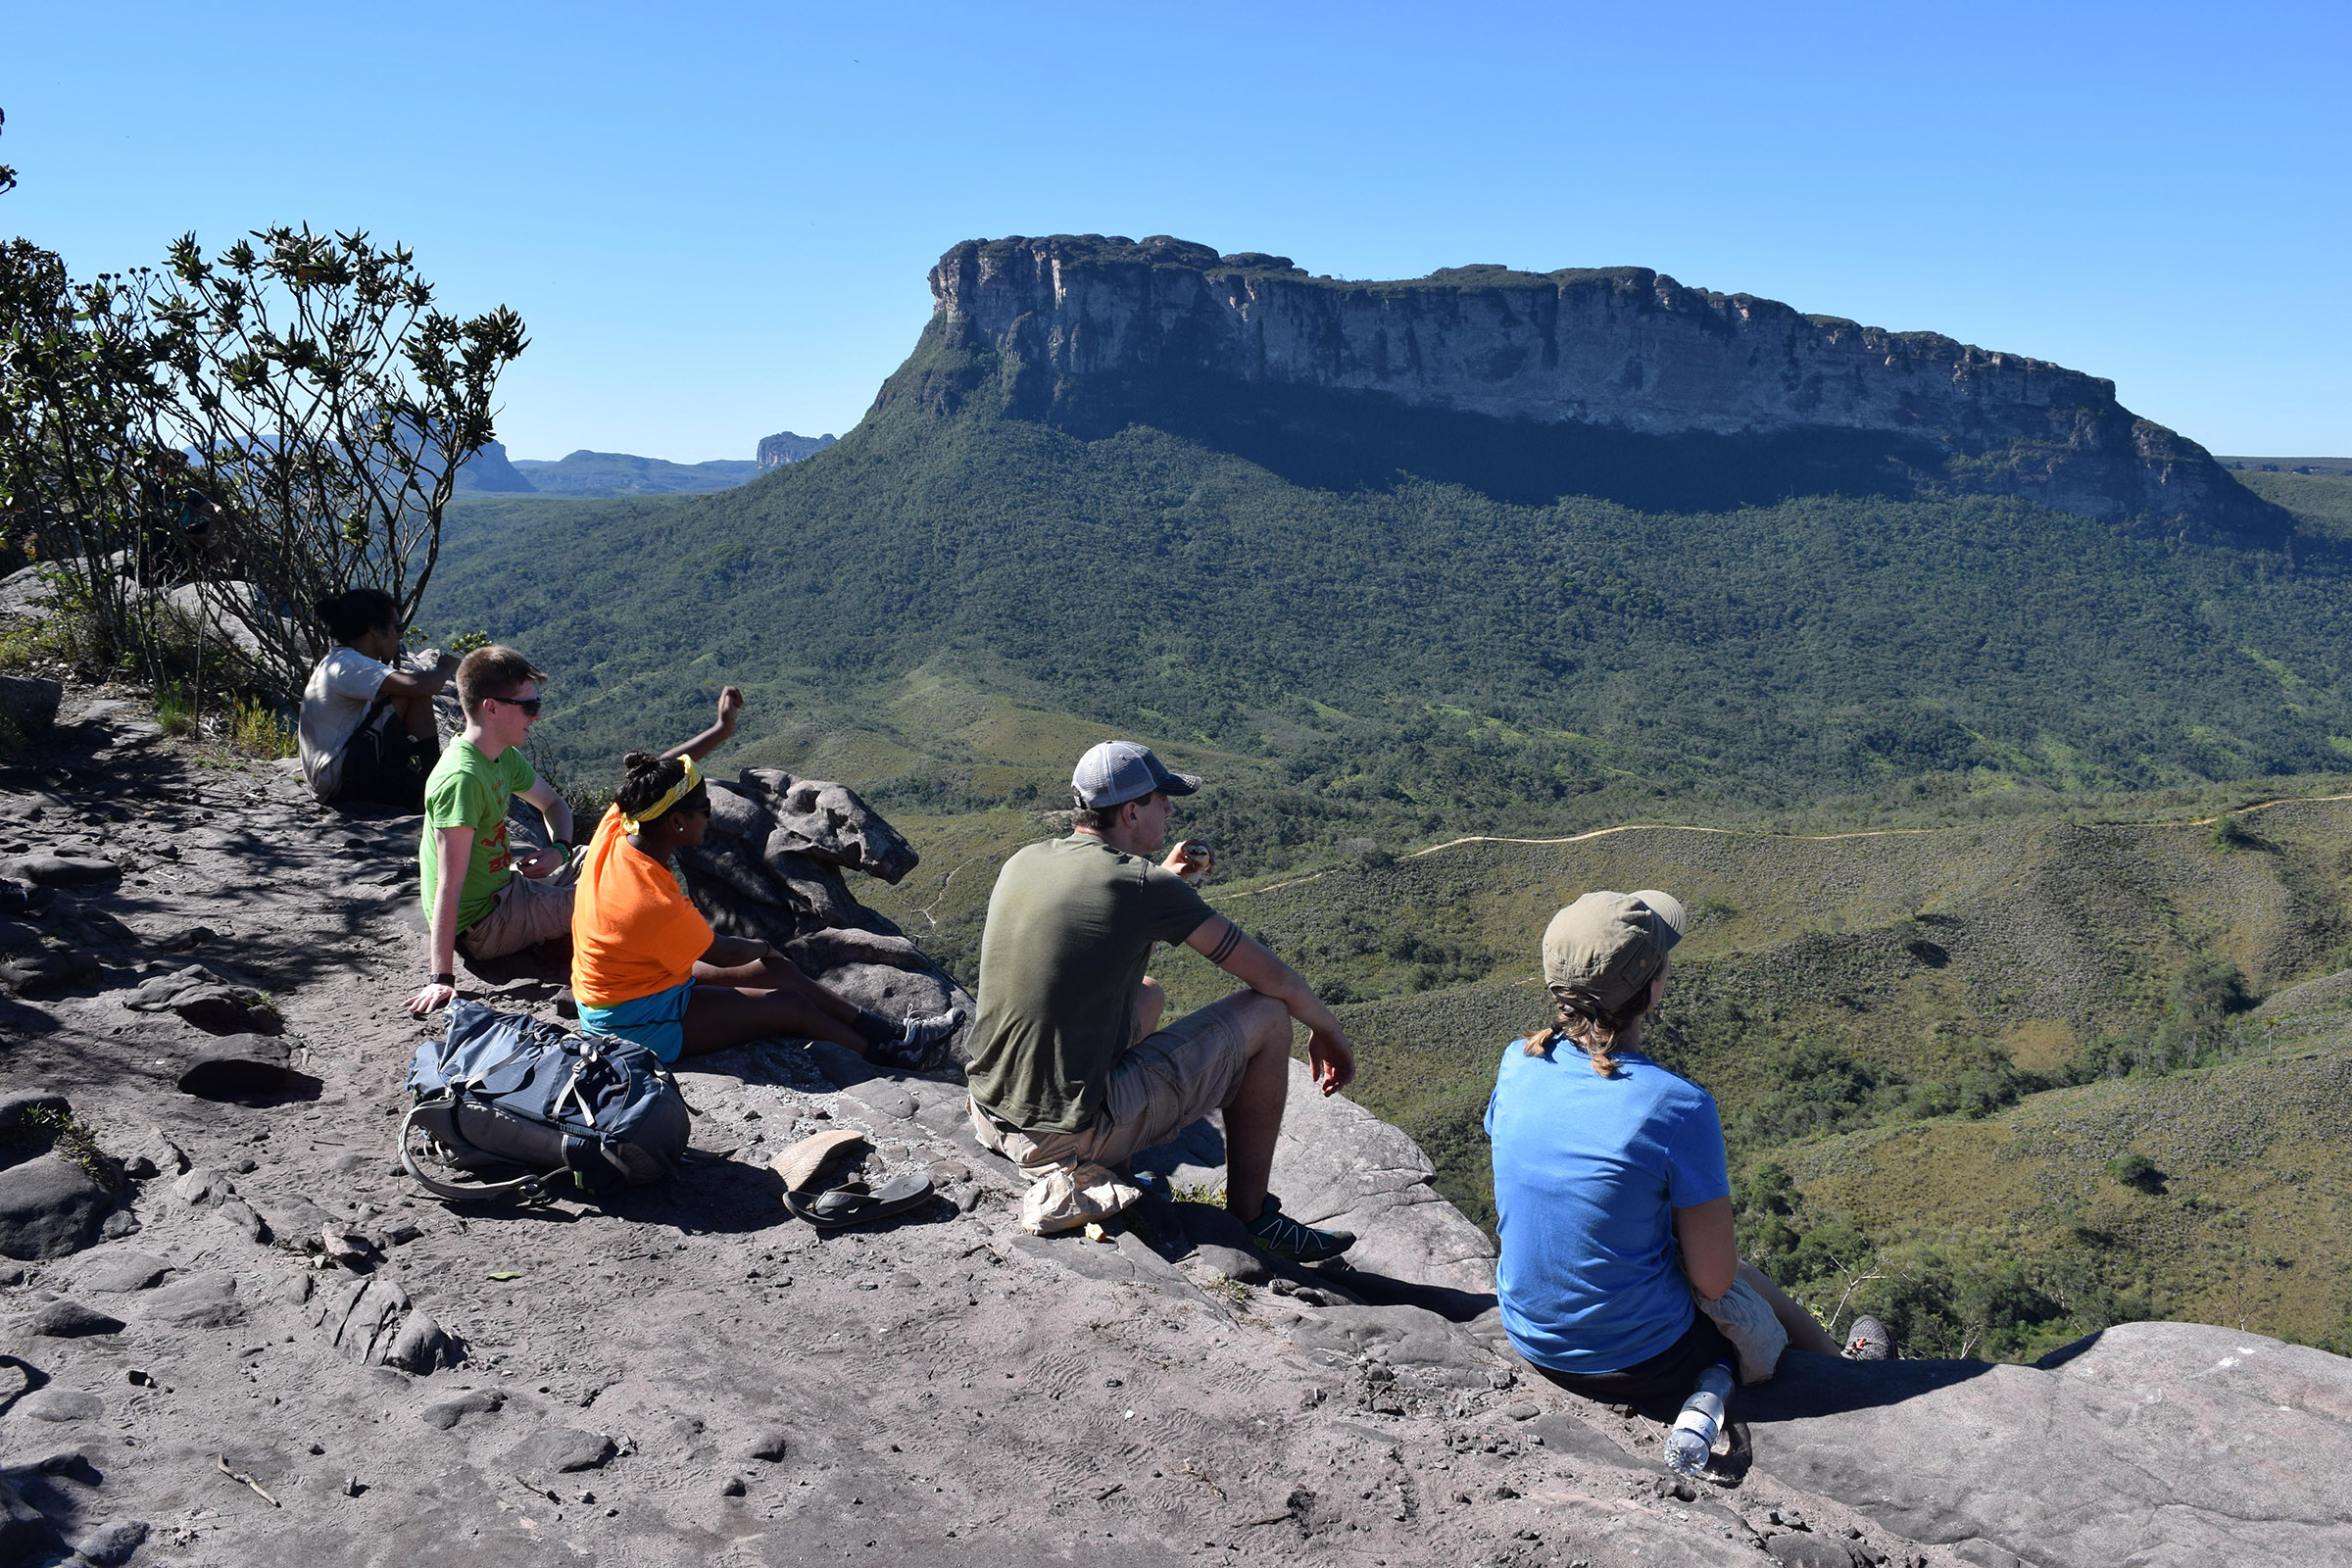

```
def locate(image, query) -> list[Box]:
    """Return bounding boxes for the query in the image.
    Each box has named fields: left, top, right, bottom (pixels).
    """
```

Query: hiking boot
left=1842, top=1314, right=1896, bottom=1360
left=1246, top=1195, right=1355, bottom=1264
left=875, top=1008, right=963, bottom=1069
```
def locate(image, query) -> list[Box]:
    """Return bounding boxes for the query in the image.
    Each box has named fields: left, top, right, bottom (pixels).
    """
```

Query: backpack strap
left=396, top=1102, right=554, bottom=1203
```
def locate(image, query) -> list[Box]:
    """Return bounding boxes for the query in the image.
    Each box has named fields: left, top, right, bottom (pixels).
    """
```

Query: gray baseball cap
left=1071, top=741, right=1201, bottom=809
left=1541, top=890, right=1689, bottom=1011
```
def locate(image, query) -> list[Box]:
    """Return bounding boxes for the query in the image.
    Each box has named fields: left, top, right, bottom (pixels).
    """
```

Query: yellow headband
left=620, top=755, right=703, bottom=833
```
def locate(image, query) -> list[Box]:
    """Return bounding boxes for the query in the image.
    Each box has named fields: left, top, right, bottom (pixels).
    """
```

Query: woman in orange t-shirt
left=569, top=706, right=957, bottom=1065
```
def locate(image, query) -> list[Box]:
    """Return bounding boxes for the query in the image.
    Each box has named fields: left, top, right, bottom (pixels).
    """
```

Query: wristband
left=430, top=971, right=455, bottom=987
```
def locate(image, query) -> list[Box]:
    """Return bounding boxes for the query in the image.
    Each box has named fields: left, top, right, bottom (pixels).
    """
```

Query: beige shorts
left=972, top=991, right=1254, bottom=1177
left=457, top=851, right=580, bottom=963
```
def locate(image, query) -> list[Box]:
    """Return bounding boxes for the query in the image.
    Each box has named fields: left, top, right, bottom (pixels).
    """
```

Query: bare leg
left=388, top=690, right=439, bottom=743
left=680, top=982, right=868, bottom=1058
left=698, top=955, right=865, bottom=1030
left=1131, top=976, right=1166, bottom=1044
left=1212, top=991, right=1296, bottom=1224
left=1738, top=1260, right=1839, bottom=1355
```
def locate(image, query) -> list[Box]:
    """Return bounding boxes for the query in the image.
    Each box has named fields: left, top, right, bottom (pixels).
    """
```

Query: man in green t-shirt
left=405, top=646, right=579, bottom=1016
left=966, top=741, right=1360, bottom=1259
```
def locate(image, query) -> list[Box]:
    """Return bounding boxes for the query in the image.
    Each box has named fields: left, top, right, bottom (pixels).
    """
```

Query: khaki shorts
left=973, top=993, right=1252, bottom=1173
left=457, top=851, right=580, bottom=963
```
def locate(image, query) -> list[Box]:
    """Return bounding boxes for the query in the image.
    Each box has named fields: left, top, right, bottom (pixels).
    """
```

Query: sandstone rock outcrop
left=671, top=768, right=972, bottom=1056
left=904, top=233, right=2279, bottom=541
left=753, top=429, right=836, bottom=468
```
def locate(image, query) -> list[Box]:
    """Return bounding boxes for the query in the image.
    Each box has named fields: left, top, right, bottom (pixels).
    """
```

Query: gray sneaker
left=1247, top=1195, right=1355, bottom=1264
left=1842, top=1314, right=1896, bottom=1360
left=876, top=1008, right=963, bottom=1069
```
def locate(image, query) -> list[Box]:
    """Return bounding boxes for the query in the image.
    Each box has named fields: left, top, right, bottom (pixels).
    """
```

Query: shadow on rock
left=1739, top=1348, right=1997, bottom=1421
left=598, top=1152, right=794, bottom=1238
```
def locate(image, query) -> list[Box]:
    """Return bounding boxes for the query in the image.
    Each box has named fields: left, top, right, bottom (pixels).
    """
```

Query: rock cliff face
left=450, top=438, right=534, bottom=494
left=911, top=233, right=2278, bottom=540
left=754, top=429, right=836, bottom=469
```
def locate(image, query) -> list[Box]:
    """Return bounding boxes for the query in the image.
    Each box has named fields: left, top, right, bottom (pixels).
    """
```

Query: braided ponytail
left=1524, top=985, right=1653, bottom=1076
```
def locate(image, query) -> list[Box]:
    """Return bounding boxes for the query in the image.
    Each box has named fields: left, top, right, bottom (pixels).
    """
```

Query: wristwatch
left=430, top=971, right=456, bottom=987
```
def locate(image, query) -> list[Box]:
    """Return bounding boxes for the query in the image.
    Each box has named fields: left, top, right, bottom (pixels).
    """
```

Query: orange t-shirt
left=570, top=806, right=713, bottom=1008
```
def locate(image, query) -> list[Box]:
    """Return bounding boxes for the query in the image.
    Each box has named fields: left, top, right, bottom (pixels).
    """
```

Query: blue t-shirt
left=1486, top=1042, right=1730, bottom=1374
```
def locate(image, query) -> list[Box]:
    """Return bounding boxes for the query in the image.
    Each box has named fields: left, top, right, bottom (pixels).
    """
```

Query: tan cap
left=1541, top=890, right=1689, bottom=1011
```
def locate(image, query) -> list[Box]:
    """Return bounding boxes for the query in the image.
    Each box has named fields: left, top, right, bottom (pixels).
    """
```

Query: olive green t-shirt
left=966, top=836, right=1215, bottom=1133
left=416, top=737, right=537, bottom=933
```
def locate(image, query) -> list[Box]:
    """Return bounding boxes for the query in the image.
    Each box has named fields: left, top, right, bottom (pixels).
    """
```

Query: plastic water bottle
left=1662, top=1360, right=1736, bottom=1476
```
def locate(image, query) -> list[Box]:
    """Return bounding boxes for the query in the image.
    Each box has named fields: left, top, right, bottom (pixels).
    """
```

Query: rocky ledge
left=2, top=689, right=2348, bottom=1566
left=906, top=234, right=2280, bottom=542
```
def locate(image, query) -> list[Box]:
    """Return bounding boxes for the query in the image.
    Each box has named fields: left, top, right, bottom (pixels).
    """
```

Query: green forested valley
left=423, top=352, right=2352, bottom=1364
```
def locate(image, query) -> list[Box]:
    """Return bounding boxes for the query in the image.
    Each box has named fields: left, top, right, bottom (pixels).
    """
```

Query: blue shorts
left=577, top=979, right=695, bottom=1063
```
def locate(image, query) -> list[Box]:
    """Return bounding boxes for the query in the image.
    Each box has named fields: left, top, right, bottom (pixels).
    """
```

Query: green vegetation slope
left=419, top=303, right=2352, bottom=1365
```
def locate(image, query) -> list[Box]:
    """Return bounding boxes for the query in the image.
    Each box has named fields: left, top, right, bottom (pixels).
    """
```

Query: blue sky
left=7, top=1, right=2345, bottom=463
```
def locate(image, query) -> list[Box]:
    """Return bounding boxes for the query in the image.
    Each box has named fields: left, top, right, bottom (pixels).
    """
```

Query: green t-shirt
left=967, top=835, right=1215, bottom=1133
left=417, top=737, right=538, bottom=933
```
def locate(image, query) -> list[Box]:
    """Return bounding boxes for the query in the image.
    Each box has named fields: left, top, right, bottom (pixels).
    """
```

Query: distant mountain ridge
left=510, top=450, right=758, bottom=496
left=911, top=234, right=2282, bottom=543
left=453, top=432, right=841, bottom=496
left=427, top=232, right=2350, bottom=839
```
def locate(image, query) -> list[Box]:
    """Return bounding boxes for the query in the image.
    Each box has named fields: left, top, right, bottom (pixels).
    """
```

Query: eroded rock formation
left=672, top=767, right=972, bottom=1057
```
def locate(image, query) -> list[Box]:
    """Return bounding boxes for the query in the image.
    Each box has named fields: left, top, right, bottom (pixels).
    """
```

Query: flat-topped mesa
left=914, top=233, right=2277, bottom=540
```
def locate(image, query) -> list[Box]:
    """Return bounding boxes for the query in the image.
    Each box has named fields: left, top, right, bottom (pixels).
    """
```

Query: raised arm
left=1184, top=913, right=1355, bottom=1094
left=377, top=651, right=459, bottom=700
left=662, top=686, right=744, bottom=764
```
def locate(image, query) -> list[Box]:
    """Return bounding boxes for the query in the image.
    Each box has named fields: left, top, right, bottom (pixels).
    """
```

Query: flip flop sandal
left=769, top=1128, right=870, bottom=1195
left=785, top=1172, right=934, bottom=1228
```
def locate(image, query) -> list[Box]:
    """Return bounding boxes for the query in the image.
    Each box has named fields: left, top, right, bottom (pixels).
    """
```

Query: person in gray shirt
left=965, top=741, right=1358, bottom=1257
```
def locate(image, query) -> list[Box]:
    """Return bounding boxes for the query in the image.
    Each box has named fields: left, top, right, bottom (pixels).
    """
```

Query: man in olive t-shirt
left=966, top=741, right=1361, bottom=1258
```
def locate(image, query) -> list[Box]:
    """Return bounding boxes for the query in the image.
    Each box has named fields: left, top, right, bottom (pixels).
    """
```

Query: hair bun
left=621, top=751, right=659, bottom=774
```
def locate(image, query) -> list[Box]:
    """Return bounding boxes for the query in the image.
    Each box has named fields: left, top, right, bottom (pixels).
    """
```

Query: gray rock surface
left=1744, top=1323, right=2352, bottom=1568
left=0, top=852, right=118, bottom=886
left=139, top=1270, right=241, bottom=1327
left=0, top=1154, right=114, bottom=1260
left=27, top=1298, right=123, bottom=1337
left=1270, top=1058, right=1498, bottom=1294
left=506, top=1428, right=616, bottom=1473
left=0, top=1090, right=71, bottom=1130
left=0, top=1478, right=54, bottom=1562
left=174, top=1033, right=292, bottom=1097
left=0, top=673, right=61, bottom=733
left=66, top=1518, right=149, bottom=1567
left=305, top=1271, right=449, bottom=1371
left=420, top=1389, right=505, bottom=1430
left=14, top=1389, right=104, bottom=1422
left=76, top=1250, right=170, bottom=1292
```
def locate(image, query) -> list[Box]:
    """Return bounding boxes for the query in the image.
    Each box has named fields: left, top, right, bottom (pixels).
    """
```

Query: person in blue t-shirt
left=1487, top=889, right=1840, bottom=1405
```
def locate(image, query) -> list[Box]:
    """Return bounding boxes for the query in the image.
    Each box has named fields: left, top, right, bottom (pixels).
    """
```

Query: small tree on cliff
left=0, top=108, right=525, bottom=699
left=142, top=226, right=527, bottom=697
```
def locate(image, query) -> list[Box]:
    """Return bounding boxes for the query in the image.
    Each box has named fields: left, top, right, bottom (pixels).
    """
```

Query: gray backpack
left=400, top=1002, right=691, bottom=1201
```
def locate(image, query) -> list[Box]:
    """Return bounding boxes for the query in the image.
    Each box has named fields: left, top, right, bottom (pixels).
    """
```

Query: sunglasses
left=488, top=696, right=543, bottom=716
